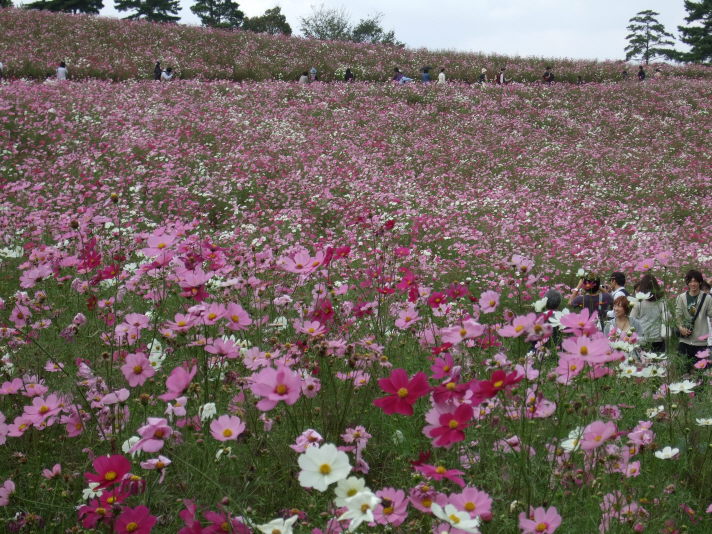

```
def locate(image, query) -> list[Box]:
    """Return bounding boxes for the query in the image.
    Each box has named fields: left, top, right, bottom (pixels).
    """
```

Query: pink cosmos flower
left=114, top=505, right=157, bottom=534
left=498, top=313, right=536, bottom=337
left=249, top=365, right=302, bottom=411
left=470, top=369, right=523, bottom=405
left=177, top=267, right=211, bottom=302
left=121, top=352, right=155, bottom=387
left=210, top=415, right=246, bottom=441
left=0, top=411, right=8, bottom=445
left=374, top=488, right=409, bottom=526
left=42, top=463, right=62, bottom=479
left=581, top=420, right=617, bottom=451
left=141, top=232, right=177, bottom=257
left=395, top=305, right=420, bottom=330
left=479, top=290, right=500, bottom=313
left=85, top=455, right=132, bottom=489
left=426, top=403, right=473, bottom=448
left=224, top=302, right=252, bottom=330
left=294, top=319, right=326, bottom=336
left=431, top=354, right=457, bottom=380
left=158, top=365, right=197, bottom=401
left=450, top=486, right=493, bottom=520
left=414, top=463, right=465, bottom=487
left=201, top=302, right=226, bottom=325
left=204, top=338, right=239, bottom=360
left=440, top=319, right=485, bottom=345
left=78, top=498, right=113, bottom=529
left=559, top=308, right=599, bottom=336
left=0, top=479, right=15, bottom=506
left=10, top=304, right=31, bottom=328
left=130, top=418, right=173, bottom=453
left=560, top=334, right=613, bottom=363
left=291, top=428, right=324, bottom=453
left=23, top=393, right=63, bottom=426
left=372, top=369, right=430, bottom=416
left=510, top=254, right=535, bottom=274
left=518, top=506, right=562, bottom=533
left=280, top=250, right=325, bottom=275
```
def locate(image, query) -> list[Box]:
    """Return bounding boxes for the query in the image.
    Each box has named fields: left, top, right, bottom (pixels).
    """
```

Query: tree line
left=625, top=2, right=711, bottom=64
left=2, top=0, right=403, bottom=45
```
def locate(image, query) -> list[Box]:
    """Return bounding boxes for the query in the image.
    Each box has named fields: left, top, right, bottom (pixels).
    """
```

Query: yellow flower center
left=446, top=382, right=456, bottom=390
left=448, top=419, right=459, bottom=429
left=535, top=523, right=548, bottom=532
left=397, top=388, right=409, bottom=398
left=104, top=471, right=117, bottom=481
left=435, top=466, right=446, bottom=474
left=275, top=384, right=288, bottom=395
left=347, top=488, right=358, bottom=496
left=97, top=507, right=106, bottom=516
left=126, top=521, right=139, bottom=532
left=39, top=406, right=50, bottom=414
left=422, top=498, right=432, bottom=508
left=449, top=514, right=461, bottom=524
left=383, top=506, right=394, bottom=514
left=464, top=502, right=475, bottom=512
left=514, top=325, right=525, bottom=333
left=231, top=315, right=239, bottom=322
left=580, top=346, right=589, bottom=356
left=133, top=365, right=143, bottom=374
left=493, top=380, right=504, bottom=388
left=207, top=313, right=217, bottom=320
left=319, top=464, right=331, bottom=475
left=156, top=461, right=165, bottom=469
left=360, top=503, right=371, bottom=513
left=459, top=328, right=467, bottom=337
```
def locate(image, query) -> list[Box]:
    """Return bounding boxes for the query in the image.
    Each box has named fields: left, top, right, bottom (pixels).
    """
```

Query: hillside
left=1, top=7, right=710, bottom=82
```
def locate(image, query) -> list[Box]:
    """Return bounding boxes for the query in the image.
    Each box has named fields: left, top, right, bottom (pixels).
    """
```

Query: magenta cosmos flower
left=114, top=505, right=157, bottom=534
left=518, top=506, right=562, bottom=533
left=426, top=403, right=474, bottom=448
left=85, top=455, right=132, bottom=489
left=374, top=488, right=409, bottom=526
left=121, top=352, right=155, bottom=387
left=130, top=418, right=173, bottom=453
left=249, top=365, right=302, bottom=411
left=210, top=415, right=246, bottom=441
left=158, top=365, right=197, bottom=402
left=373, top=369, right=430, bottom=416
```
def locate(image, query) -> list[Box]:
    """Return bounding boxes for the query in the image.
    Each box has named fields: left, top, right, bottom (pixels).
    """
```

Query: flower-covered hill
left=2, top=78, right=710, bottom=280
left=1, top=7, right=712, bottom=82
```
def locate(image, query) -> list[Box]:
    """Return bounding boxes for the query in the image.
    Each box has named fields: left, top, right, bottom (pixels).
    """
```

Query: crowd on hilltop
left=545, top=269, right=712, bottom=373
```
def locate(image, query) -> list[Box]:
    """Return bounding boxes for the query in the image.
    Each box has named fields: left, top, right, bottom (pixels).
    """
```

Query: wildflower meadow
left=1, top=23, right=712, bottom=534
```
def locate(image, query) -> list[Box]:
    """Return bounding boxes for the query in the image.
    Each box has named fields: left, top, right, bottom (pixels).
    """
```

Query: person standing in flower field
left=298, top=71, right=309, bottom=84
left=437, top=68, right=446, bottom=85
left=604, top=272, right=628, bottom=320
left=543, top=66, right=554, bottom=84
left=676, top=269, right=712, bottom=369
left=56, top=61, right=68, bottom=80
left=701, top=280, right=712, bottom=346
left=309, top=66, right=318, bottom=81
left=630, top=273, right=667, bottom=353
left=161, top=68, right=173, bottom=81
left=344, top=68, right=354, bottom=82
left=568, top=274, right=614, bottom=329
left=478, top=68, right=488, bottom=84
left=637, top=65, right=646, bottom=81
left=496, top=67, right=509, bottom=84
left=0, top=59, right=4, bottom=80
left=153, top=61, right=162, bottom=81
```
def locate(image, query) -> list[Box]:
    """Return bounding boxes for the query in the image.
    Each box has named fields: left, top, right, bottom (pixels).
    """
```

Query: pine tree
left=25, top=0, right=103, bottom=14
left=242, top=6, right=291, bottom=35
left=1, top=0, right=14, bottom=8
left=190, top=0, right=243, bottom=29
left=676, top=0, right=712, bottom=63
left=624, top=10, right=675, bottom=64
left=115, top=0, right=180, bottom=23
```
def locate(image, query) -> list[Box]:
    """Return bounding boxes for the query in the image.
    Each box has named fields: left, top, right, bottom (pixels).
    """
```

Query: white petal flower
left=337, top=491, right=381, bottom=532
left=198, top=402, right=217, bottom=421
left=533, top=297, right=548, bottom=312
left=256, top=515, right=298, bottom=534
left=669, top=380, right=698, bottom=394
left=646, top=405, right=665, bottom=418
left=561, top=427, right=583, bottom=452
left=334, top=477, right=370, bottom=507
left=82, top=482, right=103, bottom=501
left=654, top=446, right=679, bottom=459
left=695, top=418, right=712, bottom=426
left=297, top=443, right=351, bottom=492
left=431, top=502, right=481, bottom=533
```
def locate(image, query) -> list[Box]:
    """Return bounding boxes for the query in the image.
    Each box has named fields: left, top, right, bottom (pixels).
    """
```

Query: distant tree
left=25, top=0, right=103, bottom=14
left=299, top=5, right=402, bottom=45
left=190, top=0, right=244, bottom=29
left=115, top=0, right=180, bottom=22
left=672, top=0, right=712, bottom=63
left=351, top=13, right=402, bottom=46
left=242, top=6, right=291, bottom=35
left=299, top=4, right=351, bottom=41
left=624, top=10, right=675, bottom=64
left=1, top=0, right=14, bottom=7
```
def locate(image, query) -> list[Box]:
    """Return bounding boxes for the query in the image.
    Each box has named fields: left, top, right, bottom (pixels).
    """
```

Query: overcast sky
left=91, top=0, right=689, bottom=60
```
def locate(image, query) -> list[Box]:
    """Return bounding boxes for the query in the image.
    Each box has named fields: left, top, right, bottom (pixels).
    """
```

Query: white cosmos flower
left=198, top=402, right=217, bottom=421
left=533, top=297, right=548, bottom=312
left=548, top=308, right=571, bottom=328
left=654, top=446, right=679, bottom=459
left=627, top=292, right=652, bottom=306
left=561, top=427, right=584, bottom=452
left=297, top=443, right=351, bottom=492
left=334, top=476, right=370, bottom=507
left=576, top=268, right=586, bottom=277
left=337, top=491, right=381, bottom=532
left=82, top=482, right=103, bottom=500
left=430, top=503, right=481, bottom=533
left=256, top=515, right=298, bottom=534
left=121, top=436, right=141, bottom=458
left=646, top=405, right=665, bottom=418
left=695, top=418, right=712, bottom=426
left=669, top=380, right=698, bottom=394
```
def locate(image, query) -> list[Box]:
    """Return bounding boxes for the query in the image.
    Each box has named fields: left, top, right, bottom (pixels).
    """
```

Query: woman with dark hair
left=675, top=269, right=712, bottom=369
left=630, top=274, right=667, bottom=352
left=604, top=296, right=643, bottom=339
left=568, top=274, right=614, bottom=329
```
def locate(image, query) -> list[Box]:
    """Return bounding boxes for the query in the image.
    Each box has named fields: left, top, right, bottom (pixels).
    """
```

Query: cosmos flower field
left=0, top=75, right=711, bottom=533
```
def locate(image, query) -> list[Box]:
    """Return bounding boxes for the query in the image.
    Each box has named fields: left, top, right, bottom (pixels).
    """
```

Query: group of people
left=563, top=269, right=711, bottom=371
left=153, top=62, right=174, bottom=81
